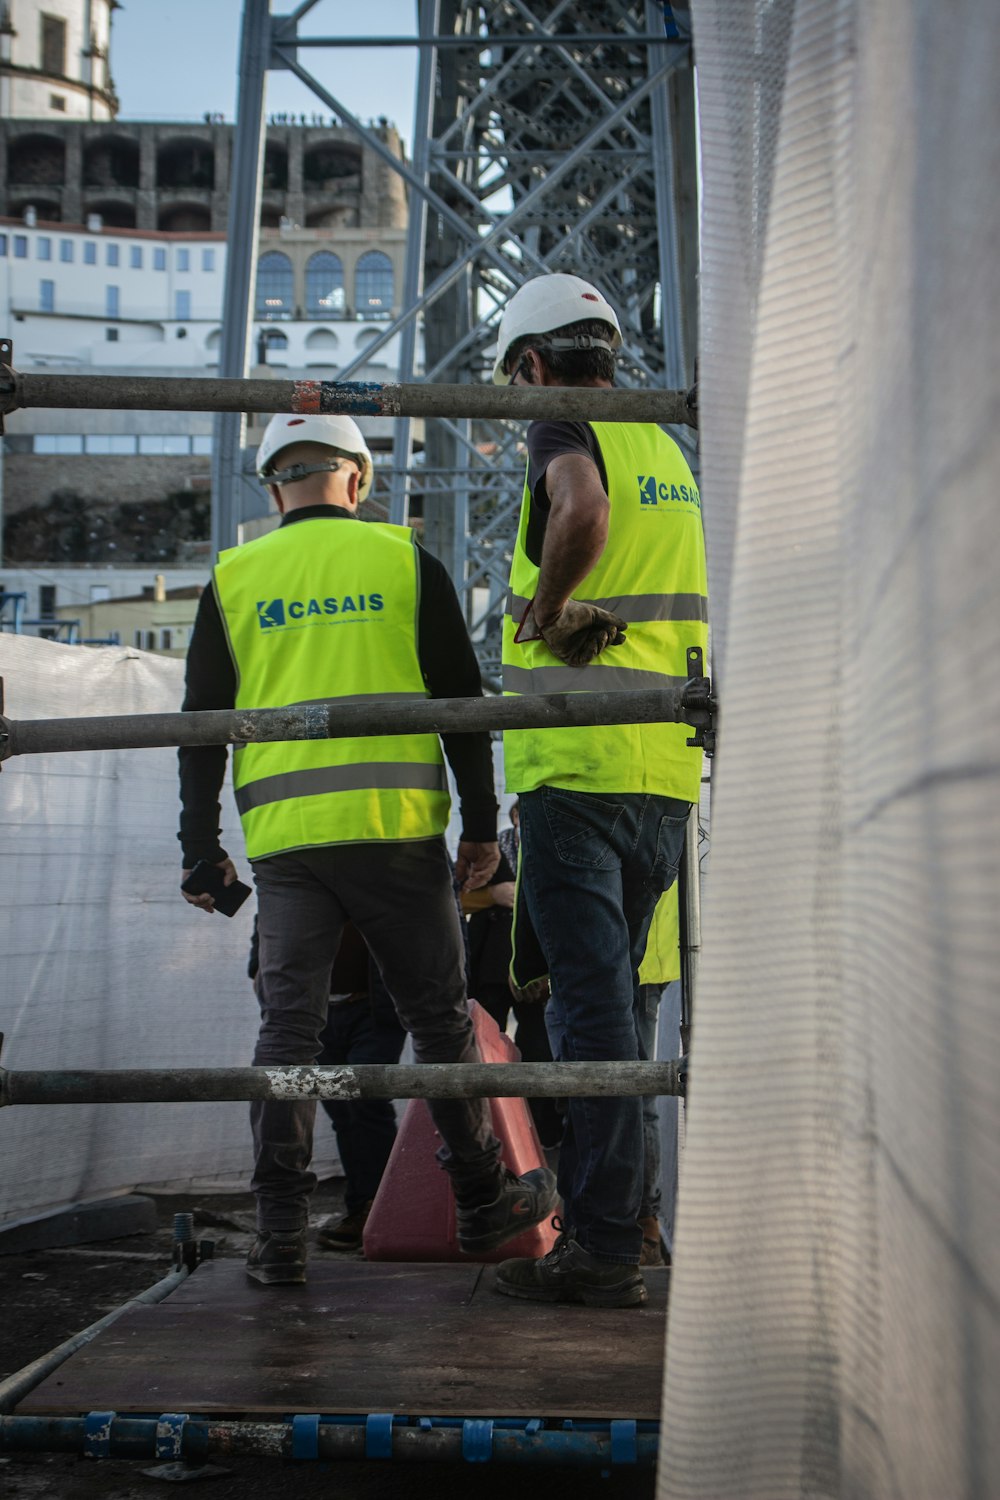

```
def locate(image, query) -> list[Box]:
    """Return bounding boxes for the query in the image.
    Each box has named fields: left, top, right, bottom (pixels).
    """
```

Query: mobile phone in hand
left=181, top=860, right=252, bottom=918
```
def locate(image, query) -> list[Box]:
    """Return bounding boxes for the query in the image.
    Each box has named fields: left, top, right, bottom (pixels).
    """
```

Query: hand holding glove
left=536, top=599, right=628, bottom=669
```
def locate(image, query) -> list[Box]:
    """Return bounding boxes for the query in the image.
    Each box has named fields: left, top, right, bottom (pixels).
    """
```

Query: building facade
left=0, top=117, right=407, bottom=232
left=0, top=0, right=117, bottom=123
left=0, top=124, right=416, bottom=591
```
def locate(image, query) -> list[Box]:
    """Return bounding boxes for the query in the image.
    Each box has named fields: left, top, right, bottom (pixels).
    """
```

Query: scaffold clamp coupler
left=610, top=1419, right=639, bottom=1465
left=83, top=1411, right=116, bottom=1460
left=291, top=1414, right=320, bottom=1461
left=682, top=647, right=717, bottom=754
left=462, top=1418, right=494, bottom=1463
left=155, top=1413, right=190, bottom=1461
left=365, top=1412, right=394, bottom=1459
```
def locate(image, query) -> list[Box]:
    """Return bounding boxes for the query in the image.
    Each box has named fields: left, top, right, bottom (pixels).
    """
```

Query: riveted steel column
left=389, top=0, right=440, bottom=526
left=210, top=0, right=271, bottom=559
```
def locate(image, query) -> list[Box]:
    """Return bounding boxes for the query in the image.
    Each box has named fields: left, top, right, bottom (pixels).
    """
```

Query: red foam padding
left=363, top=999, right=560, bottom=1263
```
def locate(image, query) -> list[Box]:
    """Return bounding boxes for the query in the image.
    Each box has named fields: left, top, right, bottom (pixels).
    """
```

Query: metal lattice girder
left=213, top=1, right=698, bottom=677
left=407, top=0, right=699, bottom=673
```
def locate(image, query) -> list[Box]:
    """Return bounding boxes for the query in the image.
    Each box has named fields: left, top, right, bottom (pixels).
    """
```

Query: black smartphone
left=181, top=860, right=252, bottom=918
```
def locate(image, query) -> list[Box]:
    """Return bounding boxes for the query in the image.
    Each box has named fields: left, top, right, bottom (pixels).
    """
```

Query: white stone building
left=0, top=0, right=117, bottom=122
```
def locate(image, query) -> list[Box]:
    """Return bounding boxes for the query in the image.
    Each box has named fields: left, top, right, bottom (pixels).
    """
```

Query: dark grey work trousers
left=250, top=838, right=501, bottom=1233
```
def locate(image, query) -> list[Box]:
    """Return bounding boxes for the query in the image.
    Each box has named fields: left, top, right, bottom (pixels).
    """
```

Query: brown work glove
left=538, top=600, right=628, bottom=669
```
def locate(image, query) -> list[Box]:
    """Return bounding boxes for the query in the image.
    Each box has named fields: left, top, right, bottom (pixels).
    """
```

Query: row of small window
left=32, top=435, right=212, bottom=455
left=257, top=250, right=393, bottom=318
left=36, top=281, right=197, bottom=320
left=135, top=628, right=185, bottom=651
left=0, top=233, right=215, bottom=273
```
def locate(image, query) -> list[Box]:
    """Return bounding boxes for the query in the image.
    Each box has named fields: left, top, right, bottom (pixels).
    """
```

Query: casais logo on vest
left=638, top=475, right=701, bottom=510
left=255, top=594, right=384, bottom=630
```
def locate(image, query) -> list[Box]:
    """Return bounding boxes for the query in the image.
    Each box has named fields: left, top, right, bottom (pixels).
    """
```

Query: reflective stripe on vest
left=501, top=664, right=689, bottom=695
left=507, top=591, right=709, bottom=625
left=213, top=516, right=449, bottom=859
left=501, top=420, right=708, bottom=800
left=235, top=761, right=448, bottom=816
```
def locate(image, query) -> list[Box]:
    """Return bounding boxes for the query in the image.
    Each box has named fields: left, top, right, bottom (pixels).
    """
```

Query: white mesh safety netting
left=660, top=2, right=1000, bottom=1498
left=0, top=635, right=340, bottom=1227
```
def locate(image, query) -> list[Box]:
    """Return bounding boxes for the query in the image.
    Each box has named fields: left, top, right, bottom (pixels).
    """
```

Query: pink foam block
left=363, top=1000, right=559, bottom=1263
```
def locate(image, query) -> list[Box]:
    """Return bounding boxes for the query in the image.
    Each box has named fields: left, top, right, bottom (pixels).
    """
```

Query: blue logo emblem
left=255, top=594, right=384, bottom=630
left=256, top=599, right=285, bottom=629
left=637, top=476, right=701, bottom=510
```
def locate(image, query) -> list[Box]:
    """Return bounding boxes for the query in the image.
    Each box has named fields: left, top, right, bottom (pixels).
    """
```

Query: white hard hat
left=256, top=412, right=373, bottom=502
left=492, top=274, right=623, bottom=384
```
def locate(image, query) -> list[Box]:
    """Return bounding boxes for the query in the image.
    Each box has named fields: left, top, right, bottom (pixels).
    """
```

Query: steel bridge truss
left=216, top=1, right=697, bottom=682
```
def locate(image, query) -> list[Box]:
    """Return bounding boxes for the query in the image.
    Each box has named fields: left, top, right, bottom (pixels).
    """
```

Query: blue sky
left=112, top=1, right=419, bottom=146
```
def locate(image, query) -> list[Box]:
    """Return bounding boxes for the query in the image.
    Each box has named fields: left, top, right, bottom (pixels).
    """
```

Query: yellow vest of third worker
left=502, top=421, right=708, bottom=800
left=638, top=887, right=681, bottom=986
left=213, top=517, right=449, bottom=860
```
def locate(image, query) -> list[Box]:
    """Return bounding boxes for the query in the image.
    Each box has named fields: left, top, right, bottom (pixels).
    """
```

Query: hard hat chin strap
left=540, top=335, right=617, bottom=355
left=507, top=334, right=618, bottom=379
left=263, top=454, right=360, bottom=488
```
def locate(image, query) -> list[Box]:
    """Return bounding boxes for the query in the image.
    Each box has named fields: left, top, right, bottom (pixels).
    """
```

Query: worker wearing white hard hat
left=178, top=408, right=557, bottom=1285
left=492, top=272, right=623, bottom=385
left=255, top=412, right=374, bottom=502
left=492, top=272, right=708, bottom=1309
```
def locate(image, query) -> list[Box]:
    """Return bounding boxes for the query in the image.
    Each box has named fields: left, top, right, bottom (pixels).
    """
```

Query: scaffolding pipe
left=0, top=1413, right=658, bottom=1466
left=0, top=1267, right=189, bottom=1415
left=0, top=684, right=713, bottom=761
left=0, top=1060, right=683, bottom=1109
left=0, top=371, right=697, bottom=427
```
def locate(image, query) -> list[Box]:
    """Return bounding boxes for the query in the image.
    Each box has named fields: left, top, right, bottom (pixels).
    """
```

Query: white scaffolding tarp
left=661, top=2, right=1000, bottom=1497
left=0, top=634, right=340, bottom=1227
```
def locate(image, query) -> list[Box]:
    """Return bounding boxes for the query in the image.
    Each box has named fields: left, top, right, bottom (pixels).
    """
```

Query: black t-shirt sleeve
left=177, top=584, right=234, bottom=867
left=522, top=420, right=608, bottom=565
left=416, top=546, right=498, bottom=844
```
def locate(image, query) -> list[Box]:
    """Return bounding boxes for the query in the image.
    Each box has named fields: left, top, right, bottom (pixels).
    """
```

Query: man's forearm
left=534, top=510, right=607, bottom=624
left=532, top=453, right=610, bottom=625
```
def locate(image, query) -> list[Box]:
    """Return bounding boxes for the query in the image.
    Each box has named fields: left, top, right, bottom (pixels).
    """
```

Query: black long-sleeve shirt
left=178, top=506, right=497, bottom=866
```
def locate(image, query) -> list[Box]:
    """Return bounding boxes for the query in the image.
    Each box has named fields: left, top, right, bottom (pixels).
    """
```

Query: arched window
left=306, top=328, right=339, bottom=351
left=255, top=251, right=293, bottom=319
left=355, top=251, right=393, bottom=317
left=306, top=252, right=345, bottom=316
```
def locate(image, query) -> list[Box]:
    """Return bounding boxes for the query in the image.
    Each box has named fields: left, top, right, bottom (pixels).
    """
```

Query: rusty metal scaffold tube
left=0, top=368, right=697, bottom=426
left=0, top=684, right=714, bottom=760
left=0, top=1061, right=684, bottom=1107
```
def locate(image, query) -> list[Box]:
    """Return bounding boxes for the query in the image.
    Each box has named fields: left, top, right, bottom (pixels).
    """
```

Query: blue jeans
left=518, top=787, right=689, bottom=1263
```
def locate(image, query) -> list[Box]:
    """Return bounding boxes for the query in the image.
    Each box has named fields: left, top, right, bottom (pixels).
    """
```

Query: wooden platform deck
left=18, top=1260, right=669, bottom=1422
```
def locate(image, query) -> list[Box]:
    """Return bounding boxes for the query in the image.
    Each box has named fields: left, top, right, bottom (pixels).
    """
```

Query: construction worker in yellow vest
left=491, top=274, right=708, bottom=1308
left=636, top=888, right=682, bottom=1268
left=177, top=412, right=556, bottom=1284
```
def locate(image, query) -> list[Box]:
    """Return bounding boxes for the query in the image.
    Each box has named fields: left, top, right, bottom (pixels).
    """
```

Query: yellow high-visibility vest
left=639, top=887, right=681, bottom=986
left=501, top=421, right=708, bottom=800
left=213, top=516, right=449, bottom=860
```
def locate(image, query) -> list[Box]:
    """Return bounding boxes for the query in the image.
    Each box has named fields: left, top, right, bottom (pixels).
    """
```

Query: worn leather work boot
left=245, top=1228, right=307, bottom=1285
left=455, top=1166, right=558, bottom=1255
left=495, top=1222, right=647, bottom=1307
left=639, top=1216, right=670, bottom=1268
left=316, top=1202, right=373, bottom=1254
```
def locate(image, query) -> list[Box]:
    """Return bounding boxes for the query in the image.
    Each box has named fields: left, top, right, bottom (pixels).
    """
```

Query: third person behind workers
left=178, top=412, right=556, bottom=1284
left=491, top=273, right=708, bottom=1308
